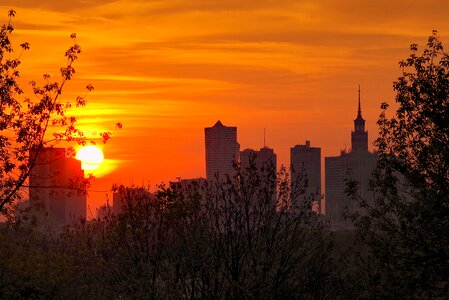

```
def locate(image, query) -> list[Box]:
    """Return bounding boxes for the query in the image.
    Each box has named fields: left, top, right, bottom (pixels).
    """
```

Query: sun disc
left=76, top=145, right=104, bottom=170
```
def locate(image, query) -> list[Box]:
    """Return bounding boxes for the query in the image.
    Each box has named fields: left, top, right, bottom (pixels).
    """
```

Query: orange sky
left=3, top=1, right=449, bottom=214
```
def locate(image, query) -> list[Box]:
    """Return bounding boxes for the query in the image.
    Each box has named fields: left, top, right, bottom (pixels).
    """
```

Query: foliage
left=348, top=31, right=449, bottom=299
left=0, top=10, right=118, bottom=217
left=1, top=163, right=350, bottom=299
left=0, top=225, right=80, bottom=299
left=85, top=165, right=342, bottom=299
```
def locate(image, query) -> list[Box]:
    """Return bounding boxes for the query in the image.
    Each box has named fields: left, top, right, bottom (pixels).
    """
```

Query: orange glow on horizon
left=3, top=1, right=449, bottom=214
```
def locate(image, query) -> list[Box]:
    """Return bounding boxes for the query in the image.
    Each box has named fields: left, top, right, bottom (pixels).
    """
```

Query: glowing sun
left=76, top=145, right=104, bottom=171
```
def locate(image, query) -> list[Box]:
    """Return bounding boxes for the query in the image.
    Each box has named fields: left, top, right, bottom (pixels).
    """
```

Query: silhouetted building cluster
left=26, top=90, right=376, bottom=230
left=205, top=121, right=277, bottom=179
left=204, top=88, right=378, bottom=229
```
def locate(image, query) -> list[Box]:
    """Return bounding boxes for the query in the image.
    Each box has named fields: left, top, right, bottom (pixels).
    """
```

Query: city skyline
left=9, top=93, right=374, bottom=223
left=87, top=88, right=375, bottom=212
left=1, top=2, right=447, bottom=297
left=23, top=96, right=371, bottom=222
left=3, top=1, right=449, bottom=212
left=25, top=90, right=380, bottom=217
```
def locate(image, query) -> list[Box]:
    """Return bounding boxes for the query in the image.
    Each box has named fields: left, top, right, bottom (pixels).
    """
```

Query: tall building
left=240, top=147, right=277, bottom=205
left=205, top=120, right=240, bottom=180
left=240, top=147, right=277, bottom=171
left=325, top=88, right=378, bottom=229
left=290, top=141, right=321, bottom=211
left=29, top=148, right=86, bottom=228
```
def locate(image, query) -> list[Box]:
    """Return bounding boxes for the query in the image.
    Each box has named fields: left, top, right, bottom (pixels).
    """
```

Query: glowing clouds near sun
left=76, top=145, right=104, bottom=171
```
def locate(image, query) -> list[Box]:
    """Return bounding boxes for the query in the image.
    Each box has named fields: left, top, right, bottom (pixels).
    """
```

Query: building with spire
left=351, top=86, right=369, bottom=152
left=325, top=87, right=378, bottom=229
left=205, top=120, right=240, bottom=180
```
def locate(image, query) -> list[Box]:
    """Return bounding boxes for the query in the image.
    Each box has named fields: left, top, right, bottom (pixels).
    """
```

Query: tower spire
left=358, top=84, right=361, bottom=117
left=352, top=84, right=368, bottom=152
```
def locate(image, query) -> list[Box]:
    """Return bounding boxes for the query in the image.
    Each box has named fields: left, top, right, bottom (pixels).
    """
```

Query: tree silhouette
left=348, top=31, right=449, bottom=299
left=0, top=10, right=114, bottom=217
left=39, top=163, right=343, bottom=299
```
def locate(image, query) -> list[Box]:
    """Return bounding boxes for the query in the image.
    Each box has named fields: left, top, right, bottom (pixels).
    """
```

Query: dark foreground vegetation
left=1, top=166, right=350, bottom=299
left=1, top=10, right=449, bottom=300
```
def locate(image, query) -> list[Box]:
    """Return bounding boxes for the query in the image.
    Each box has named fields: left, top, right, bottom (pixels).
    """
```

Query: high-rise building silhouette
left=240, top=147, right=277, bottom=171
left=240, top=147, right=277, bottom=205
left=29, top=148, right=86, bottom=228
left=325, top=88, right=378, bottom=229
left=205, top=120, right=240, bottom=180
left=290, top=141, right=321, bottom=211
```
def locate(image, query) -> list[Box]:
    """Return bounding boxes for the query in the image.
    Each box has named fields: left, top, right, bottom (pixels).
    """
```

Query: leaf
left=20, top=42, right=30, bottom=50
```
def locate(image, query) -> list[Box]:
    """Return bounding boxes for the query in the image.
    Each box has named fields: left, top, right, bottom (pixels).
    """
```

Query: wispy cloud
left=2, top=0, right=448, bottom=203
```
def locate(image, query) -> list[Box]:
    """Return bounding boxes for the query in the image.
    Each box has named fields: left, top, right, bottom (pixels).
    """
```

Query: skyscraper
left=240, top=147, right=277, bottom=171
left=205, top=120, right=240, bottom=180
left=325, top=88, right=378, bottom=229
left=290, top=141, right=321, bottom=210
left=29, top=148, right=86, bottom=228
left=240, top=147, right=277, bottom=205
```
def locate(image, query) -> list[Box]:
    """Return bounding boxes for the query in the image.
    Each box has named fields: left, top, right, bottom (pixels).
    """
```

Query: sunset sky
left=3, top=0, right=449, bottom=213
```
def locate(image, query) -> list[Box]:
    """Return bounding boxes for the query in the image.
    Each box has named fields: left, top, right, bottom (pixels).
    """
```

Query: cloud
left=5, top=0, right=117, bottom=12
left=3, top=0, right=449, bottom=188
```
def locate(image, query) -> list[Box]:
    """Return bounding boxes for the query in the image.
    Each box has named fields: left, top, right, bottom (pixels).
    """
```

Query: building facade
left=29, top=148, right=86, bottom=228
left=240, top=147, right=277, bottom=206
left=325, top=89, right=378, bottom=229
left=205, top=120, right=240, bottom=180
left=240, top=147, right=277, bottom=172
left=290, top=141, right=321, bottom=211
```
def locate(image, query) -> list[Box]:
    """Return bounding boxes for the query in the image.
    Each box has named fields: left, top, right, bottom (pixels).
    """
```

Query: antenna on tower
left=263, top=128, right=266, bottom=147
left=358, top=84, right=362, bottom=116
